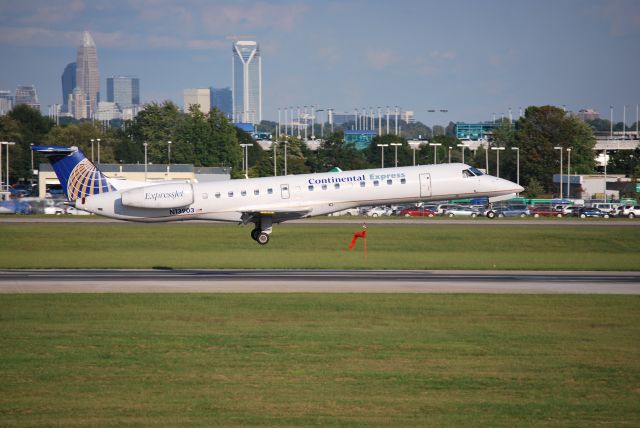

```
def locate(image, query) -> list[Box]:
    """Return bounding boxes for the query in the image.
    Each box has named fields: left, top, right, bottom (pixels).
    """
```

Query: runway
left=1, top=269, right=639, bottom=294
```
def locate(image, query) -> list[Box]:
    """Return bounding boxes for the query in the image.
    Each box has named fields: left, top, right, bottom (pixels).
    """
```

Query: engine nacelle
left=121, top=182, right=194, bottom=209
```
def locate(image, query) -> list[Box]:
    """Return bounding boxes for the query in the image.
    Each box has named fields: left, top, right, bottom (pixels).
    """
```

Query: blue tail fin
left=32, top=146, right=116, bottom=201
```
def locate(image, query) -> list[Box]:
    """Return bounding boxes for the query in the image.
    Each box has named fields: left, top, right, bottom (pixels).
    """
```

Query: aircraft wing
left=240, top=208, right=312, bottom=225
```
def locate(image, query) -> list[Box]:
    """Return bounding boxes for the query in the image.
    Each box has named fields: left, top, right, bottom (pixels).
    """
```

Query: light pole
left=554, top=146, right=563, bottom=200
left=429, top=143, right=441, bottom=164
left=457, top=143, right=466, bottom=164
left=390, top=143, right=401, bottom=167
left=448, top=146, right=452, bottom=163
left=240, top=143, right=253, bottom=176
left=167, top=141, right=172, bottom=172
left=610, top=105, right=613, bottom=138
left=283, top=140, right=288, bottom=175
left=408, top=141, right=420, bottom=166
left=30, top=143, right=34, bottom=185
left=566, top=148, right=572, bottom=198
left=272, top=141, right=278, bottom=176
left=491, top=147, right=505, bottom=177
left=377, top=144, right=388, bottom=168
left=603, top=144, right=608, bottom=201
left=91, top=138, right=95, bottom=162
left=143, top=143, right=148, bottom=181
left=511, top=147, right=520, bottom=186
left=97, top=138, right=101, bottom=164
left=1, top=142, right=16, bottom=188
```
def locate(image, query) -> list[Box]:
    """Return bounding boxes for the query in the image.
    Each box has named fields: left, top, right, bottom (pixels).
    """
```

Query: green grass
left=0, top=294, right=638, bottom=426
left=1, top=223, right=639, bottom=270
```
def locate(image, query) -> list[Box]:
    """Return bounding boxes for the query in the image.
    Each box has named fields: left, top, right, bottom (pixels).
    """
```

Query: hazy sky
left=1, top=0, right=639, bottom=125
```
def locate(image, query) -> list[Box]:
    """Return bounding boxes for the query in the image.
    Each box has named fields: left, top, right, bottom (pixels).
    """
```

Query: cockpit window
left=463, top=167, right=484, bottom=177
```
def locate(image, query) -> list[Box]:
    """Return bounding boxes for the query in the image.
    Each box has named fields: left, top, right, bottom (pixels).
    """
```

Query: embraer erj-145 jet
left=34, top=146, right=523, bottom=245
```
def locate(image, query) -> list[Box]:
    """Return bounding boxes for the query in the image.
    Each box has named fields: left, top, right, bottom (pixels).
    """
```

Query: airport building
left=455, top=122, right=501, bottom=140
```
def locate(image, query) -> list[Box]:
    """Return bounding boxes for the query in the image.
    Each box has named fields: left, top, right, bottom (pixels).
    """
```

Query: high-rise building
left=68, top=87, right=88, bottom=119
left=210, top=87, right=232, bottom=119
left=0, top=90, right=13, bottom=115
left=76, top=31, right=100, bottom=118
left=183, top=88, right=211, bottom=114
left=232, top=41, right=261, bottom=124
left=14, top=85, right=40, bottom=111
left=61, top=62, right=76, bottom=113
left=107, top=76, right=140, bottom=108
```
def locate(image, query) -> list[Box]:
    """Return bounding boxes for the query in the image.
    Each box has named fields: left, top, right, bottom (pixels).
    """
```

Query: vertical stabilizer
left=32, top=145, right=116, bottom=201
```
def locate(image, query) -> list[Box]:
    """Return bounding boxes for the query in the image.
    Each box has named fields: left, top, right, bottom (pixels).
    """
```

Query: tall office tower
left=183, top=88, right=211, bottom=114
left=210, top=87, right=232, bottom=119
left=76, top=31, right=100, bottom=118
left=61, top=62, right=76, bottom=113
left=0, top=90, right=13, bottom=115
left=232, top=40, right=261, bottom=124
left=14, top=85, right=40, bottom=111
left=107, top=76, right=140, bottom=108
left=68, top=87, right=88, bottom=119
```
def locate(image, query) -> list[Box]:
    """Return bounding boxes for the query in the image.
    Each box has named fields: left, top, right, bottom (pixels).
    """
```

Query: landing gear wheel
left=257, top=232, right=270, bottom=245
left=251, top=228, right=261, bottom=241
left=486, top=211, right=496, bottom=219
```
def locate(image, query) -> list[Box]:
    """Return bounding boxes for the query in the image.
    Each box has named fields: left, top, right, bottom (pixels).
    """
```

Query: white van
left=592, top=203, right=618, bottom=215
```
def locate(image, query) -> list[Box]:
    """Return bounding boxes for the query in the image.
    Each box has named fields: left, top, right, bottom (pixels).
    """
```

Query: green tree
left=3, top=105, right=54, bottom=183
left=129, top=101, right=184, bottom=164
left=512, top=106, right=596, bottom=193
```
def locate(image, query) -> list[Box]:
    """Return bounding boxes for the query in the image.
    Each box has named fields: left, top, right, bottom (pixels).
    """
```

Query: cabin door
left=280, top=184, right=290, bottom=199
left=419, top=173, right=431, bottom=198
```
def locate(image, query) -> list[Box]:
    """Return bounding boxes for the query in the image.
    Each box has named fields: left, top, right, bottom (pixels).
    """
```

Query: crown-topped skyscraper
left=232, top=41, right=261, bottom=125
left=76, top=31, right=100, bottom=118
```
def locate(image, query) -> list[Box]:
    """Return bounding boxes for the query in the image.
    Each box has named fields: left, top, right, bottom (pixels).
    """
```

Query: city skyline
left=0, top=0, right=639, bottom=125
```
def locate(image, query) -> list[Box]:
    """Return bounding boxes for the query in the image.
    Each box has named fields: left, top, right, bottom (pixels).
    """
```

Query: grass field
left=1, top=294, right=638, bottom=426
left=1, top=222, right=639, bottom=270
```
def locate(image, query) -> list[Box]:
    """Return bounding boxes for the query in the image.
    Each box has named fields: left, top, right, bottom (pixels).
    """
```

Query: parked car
left=530, top=206, right=564, bottom=218
left=365, top=206, right=392, bottom=217
left=616, top=205, right=640, bottom=218
left=0, top=200, right=32, bottom=214
left=577, top=207, right=609, bottom=218
left=433, top=204, right=461, bottom=216
left=44, top=206, right=65, bottom=215
left=493, top=205, right=530, bottom=218
left=399, top=207, right=436, bottom=217
left=444, top=206, right=481, bottom=218
left=329, top=208, right=361, bottom=216
left=566, top=206, right=583, bottom=217
left=592, top=202, right=618, bottom=215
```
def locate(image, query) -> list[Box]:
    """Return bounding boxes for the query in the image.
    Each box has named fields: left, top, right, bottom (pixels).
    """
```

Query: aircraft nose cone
left=516, top=184, right=524, bottom=193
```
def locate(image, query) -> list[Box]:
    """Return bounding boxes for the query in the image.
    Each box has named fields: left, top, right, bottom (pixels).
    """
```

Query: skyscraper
left=0, top=90, right=13, bottom=115
left=232, top=41, right=261, bottom=124
left=107, top=76, right=140, bottom=108
left=210, top=87, right=232, bottom=119
left=183, top=88, right=211, bottom=114
left=14, top=85, right=40, bottom=111
left=76, top=31, right=100, bottom=118
left=61, top=62, right=76, bottom=113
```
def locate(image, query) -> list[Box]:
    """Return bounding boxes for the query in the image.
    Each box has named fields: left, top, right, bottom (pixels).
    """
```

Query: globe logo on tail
left=67, top=159, right=115, bottom=200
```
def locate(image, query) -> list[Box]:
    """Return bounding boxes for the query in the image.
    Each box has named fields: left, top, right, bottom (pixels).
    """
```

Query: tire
left=534, top=213, right=540, bottom=218
left=428, top=214, right=434, bottom=218
left=629, top=213, right=636, bottom=219
left=604, top=214, right=610, bottom=219
left=471, top=213, right=477, bottom=218
left=498, top=213, right=505, bottom=218
left=251, top=229, right=261, bottom=241
left=580, top=214, right=586, bottom=219
left=405, top=214, right=411, bottom=217
left=486, top=211, right=496, bottom=219
left=448, top=213, right=454, bottom=218
left=257, top=233, right=270, bottom=245
left=557, top=213, right=563, bottom=218
left=519, top=213, right=526, bottom=218
left=372, top=213, right=379, bottom=217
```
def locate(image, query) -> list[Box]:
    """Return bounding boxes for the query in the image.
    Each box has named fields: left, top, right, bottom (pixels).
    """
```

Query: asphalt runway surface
left=1, top=269, right=639, bottom=294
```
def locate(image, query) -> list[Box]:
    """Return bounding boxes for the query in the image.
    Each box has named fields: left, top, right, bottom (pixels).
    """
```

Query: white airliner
left=34, top=145, right=523, bottom=244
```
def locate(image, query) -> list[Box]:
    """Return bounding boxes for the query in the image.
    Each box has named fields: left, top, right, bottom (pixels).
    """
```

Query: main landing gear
left=251, top=217, right=273, bottom=245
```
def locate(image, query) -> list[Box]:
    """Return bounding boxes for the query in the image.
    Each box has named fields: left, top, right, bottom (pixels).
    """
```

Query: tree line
left=1, top=103, right=638, bottom=198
